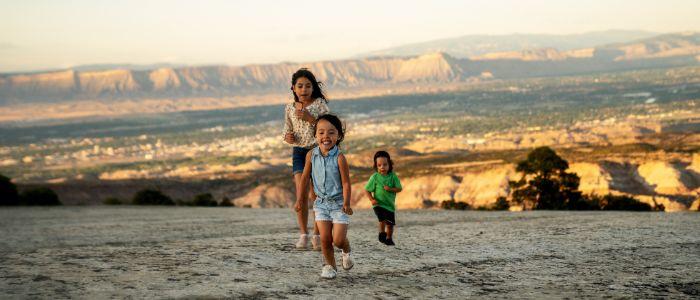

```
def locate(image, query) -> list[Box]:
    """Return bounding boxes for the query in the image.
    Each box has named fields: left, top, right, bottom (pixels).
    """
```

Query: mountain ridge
left=1, top=32, right=699, bottom=106
left=357, top=29, right=658, bottom=59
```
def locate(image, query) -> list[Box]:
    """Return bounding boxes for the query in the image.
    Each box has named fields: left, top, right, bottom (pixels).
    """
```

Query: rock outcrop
left=233, top=185, right=293, bottom=208
left=568, top=163, right=612, bottom=195
left=637, top=161, right=694, bottom=195
left=94, top=155, right=700, bottom=211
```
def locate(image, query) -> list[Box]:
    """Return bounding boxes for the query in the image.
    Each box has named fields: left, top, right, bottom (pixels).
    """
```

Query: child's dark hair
left=314, top=114, right=345, bottom=146
left=373, top=151, right=394, bottom=173
left=291, top=68, right=328, bottom=103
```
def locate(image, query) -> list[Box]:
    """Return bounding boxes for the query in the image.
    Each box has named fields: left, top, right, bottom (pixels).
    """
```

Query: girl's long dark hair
left=314, top=114, right=345, bottom=146
left=291, top=68, right=328, bottom=103
left=373, top=151, right=394, bottom=173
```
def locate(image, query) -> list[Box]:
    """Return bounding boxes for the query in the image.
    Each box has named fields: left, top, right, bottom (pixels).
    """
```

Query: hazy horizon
left=2, top=0, right=700, bottom=73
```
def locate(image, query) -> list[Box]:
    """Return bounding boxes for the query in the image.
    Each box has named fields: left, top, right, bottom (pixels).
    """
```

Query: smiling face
left=293, top=77, right=313, bottom=103
left=376, top=157, right=390, bottom=175
left=315, top=119, right=339, bottom=153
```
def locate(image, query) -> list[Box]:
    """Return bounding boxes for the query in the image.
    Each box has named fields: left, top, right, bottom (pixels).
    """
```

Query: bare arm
left=309, top=181, right=317, bottom=201
left=338, top=153, right=353, bottom=215
left=364, top=190, right=375, bottom=201
left=383, top=186, right=402, bottom=193
left=283, top=106, right=296, bottom=144
left=365, top=190, right=378, bottom=205
left=383, top=176, right=403, bottom=193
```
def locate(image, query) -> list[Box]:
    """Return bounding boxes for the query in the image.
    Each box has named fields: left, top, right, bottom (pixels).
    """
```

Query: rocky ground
left=1, top=207, right=699, bottom=299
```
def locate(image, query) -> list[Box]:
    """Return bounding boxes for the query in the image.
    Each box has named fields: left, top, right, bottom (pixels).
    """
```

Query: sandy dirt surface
left=1, top=207, right=699, bottom=299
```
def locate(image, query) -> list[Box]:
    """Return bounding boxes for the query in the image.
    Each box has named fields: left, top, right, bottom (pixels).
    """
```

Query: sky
left=1, top=0, right=699, bottom=73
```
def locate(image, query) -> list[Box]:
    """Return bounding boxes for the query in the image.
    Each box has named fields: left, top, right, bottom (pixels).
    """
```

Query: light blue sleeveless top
left=311, top=145, right=343, bottom=202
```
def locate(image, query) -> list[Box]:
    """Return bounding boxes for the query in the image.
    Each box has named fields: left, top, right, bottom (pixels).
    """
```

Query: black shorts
left=373, top=206, right=396, bottom=225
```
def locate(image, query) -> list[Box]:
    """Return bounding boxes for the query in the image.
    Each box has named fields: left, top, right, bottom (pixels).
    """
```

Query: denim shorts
left=292, top=146, right=311, bottom=174
left=313, top=198, right=350, bottom=224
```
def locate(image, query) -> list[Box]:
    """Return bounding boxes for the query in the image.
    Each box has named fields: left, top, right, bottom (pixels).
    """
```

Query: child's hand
left=294, top=200, right=302, bottom=212
left=294, top=108, right=313, bottom=122
left=342, top=204, right=353, bottom=215
left=284, top=132, right=296, bottom=144
left=370, top=199, right=378, bottom=206
left=383, top=185, right=394, bottom=193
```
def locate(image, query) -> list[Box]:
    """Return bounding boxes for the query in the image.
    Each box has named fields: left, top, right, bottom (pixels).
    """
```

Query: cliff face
left=344, top=159, right=700, bottom=212
left=184, top=154, right=700, bottom=210
left=232, top=184, right=293, bottom=208
left=2, top=33, right=699, bottom=105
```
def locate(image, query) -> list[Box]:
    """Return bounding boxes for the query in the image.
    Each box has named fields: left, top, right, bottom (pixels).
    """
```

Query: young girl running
left=364, top=151, right=402, bottom=246
left=297, top=114, right=354, bottom=279
left=283, top=68, right=330, bottom=250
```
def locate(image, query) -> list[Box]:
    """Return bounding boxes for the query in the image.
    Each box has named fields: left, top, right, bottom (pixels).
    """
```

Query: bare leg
left=293, top=173, right=308, bottom=235
left=386, top=224, right=394, bottom=239
left=312, top=213, right=320, bottom=235
left=308, top=189, right=320, bottom=235
left=317, top=221, right=335, bottom=267
left=332, top=223, right=350, bottom=253
left=378, top=221, right=386, bottom=233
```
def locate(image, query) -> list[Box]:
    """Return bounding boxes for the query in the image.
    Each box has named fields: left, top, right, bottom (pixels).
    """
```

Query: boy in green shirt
left=364, top=151, right=402, bottom=246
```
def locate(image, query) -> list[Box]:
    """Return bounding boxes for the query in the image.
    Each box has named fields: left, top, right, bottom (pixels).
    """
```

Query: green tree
left=508, top=147, right=582, bottom=210
left=0, top=174, right=20, bottom=206
left=132, top=189, right=174, bottom=205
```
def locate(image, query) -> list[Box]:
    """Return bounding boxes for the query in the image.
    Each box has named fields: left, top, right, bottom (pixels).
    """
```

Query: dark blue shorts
left=292, top=146, right=311, bottom=174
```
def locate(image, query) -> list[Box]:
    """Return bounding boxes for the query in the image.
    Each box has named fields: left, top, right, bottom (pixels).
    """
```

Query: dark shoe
left=385, top=238, right=395, bottom=246
left=378, top=232, right=387, bottom=244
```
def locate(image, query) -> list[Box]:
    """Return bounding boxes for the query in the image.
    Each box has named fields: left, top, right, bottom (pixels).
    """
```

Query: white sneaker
left=320, top=265, right=337, bottom=279
left=311, top=235, right=321, bottom=251
left=341, top=251, right=354, bottom=270
left=295, top=234, right=309, bottom=249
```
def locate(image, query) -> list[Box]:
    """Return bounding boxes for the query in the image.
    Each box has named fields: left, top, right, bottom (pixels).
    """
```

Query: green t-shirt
left=364, top=172, right=402, bottom=212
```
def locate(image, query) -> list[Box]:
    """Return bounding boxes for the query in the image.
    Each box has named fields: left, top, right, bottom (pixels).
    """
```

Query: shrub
left=219, top=196, right=234, bottom=207
left=103, top=197, right=123, bottom=205
left=175, top=199, right=192, bottom=206
left=601, top=194, right=651, bottom=211
left=0, top=174, right=20, bottom=206
left=422, top=200, right=437, bottom=208
left=492, top=196, right=510, bottom=211
left=20, top=187, right=62, bottom=206
left=193, top=193, right=217, bottom=207
left=132, top=189, right=174, bottom=205
left=441, top=200, right=470, bottom=210
left=586, top=194, right=651, bottom=211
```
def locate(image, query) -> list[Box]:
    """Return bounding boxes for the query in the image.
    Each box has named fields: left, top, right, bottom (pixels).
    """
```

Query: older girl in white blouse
left=283, top=68, right=330, bottom=250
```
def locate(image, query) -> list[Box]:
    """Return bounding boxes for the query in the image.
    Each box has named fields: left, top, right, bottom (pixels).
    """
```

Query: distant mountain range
left=357, top=30, right=659, bottom=58
left=1, top=32, right=699, bottom=105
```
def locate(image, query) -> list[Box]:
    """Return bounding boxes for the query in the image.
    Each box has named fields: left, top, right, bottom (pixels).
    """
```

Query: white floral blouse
left=282, top=99, right=330, bottom=148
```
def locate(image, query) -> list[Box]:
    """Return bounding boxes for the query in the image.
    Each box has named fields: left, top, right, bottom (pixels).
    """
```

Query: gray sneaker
left=295, top=234, right=309, bottom=249
left=311, top=235, right=321, bottom=251
left=341, top=251, right=354, bottom=270
left=320, top=265, right=337, bottom=279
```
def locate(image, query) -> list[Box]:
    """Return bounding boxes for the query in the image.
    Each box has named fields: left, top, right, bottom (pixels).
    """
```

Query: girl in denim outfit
left=284, top=68, right=330, bottom=250
left=297, top=114, right=354, bottom=279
